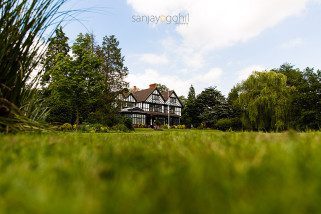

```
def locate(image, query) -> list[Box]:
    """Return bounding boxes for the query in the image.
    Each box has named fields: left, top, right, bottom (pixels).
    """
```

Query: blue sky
left=62, top=0, right=321, bottom=96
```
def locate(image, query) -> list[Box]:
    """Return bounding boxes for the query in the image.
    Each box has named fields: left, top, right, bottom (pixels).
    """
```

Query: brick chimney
left=132, top=86, right=139, bottom=92
left=149, top=83, right=157, bottom=89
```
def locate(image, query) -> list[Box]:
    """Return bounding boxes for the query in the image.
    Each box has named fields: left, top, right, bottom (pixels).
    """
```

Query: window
left=124, top=102, right=134, bottom=108
left=143, top=103, right=149, bottom=111
left=149, top=104, right=162, bottom=112
left=170, top=106, right=175, bottom=114
left=130, top=114, right=146, bottom=125
left=175, top=108, right=181, bottom=116
left=170, top=97, right=176, bottom=104
left=152, top=94, right=160, bottom=102
left=164, top=106, right=168, bottom=113
left=126, top=96, right=135, bottom=102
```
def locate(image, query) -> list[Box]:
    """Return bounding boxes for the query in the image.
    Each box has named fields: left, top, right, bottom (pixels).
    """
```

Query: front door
left=146, top=115, right=153, bottom=127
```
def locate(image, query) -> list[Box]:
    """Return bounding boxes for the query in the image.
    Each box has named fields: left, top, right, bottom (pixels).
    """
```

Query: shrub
left=178, top=125, right=186, bottom=129
left=79, top=124, right=90, bottom=132
left=172, top=125, right=186, bottom=129
left=215, top=118, right=242, bottom=131
left=57, top=122, right=131, bottom=133
left=112, top=124, right=129, bottom=132
left=60, top=123, right=73, bottom=131
left=154, top=119, right=162, bottom=126
left=134, top=124, right=146, bottom=128
left=122, top=117, right=134, bottom=131
left=100, top=126, right=109, bottom=133
left=161, top=124, right=170, bottom=129
left=83, top=124, right=110, bottom=133
left=197, top=123, right=206, bottom=130
left=92, top=124, right=103, bottom=132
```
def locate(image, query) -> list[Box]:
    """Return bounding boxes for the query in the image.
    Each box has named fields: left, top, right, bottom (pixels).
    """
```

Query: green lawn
left=1, top=130, right=321, bottom=213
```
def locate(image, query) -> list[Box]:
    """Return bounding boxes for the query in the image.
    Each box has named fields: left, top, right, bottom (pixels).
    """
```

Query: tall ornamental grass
left=0, top=0, right=67, bottom=132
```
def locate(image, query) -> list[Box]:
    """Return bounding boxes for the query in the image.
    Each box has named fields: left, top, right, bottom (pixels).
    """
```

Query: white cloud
left=195, top=68, right=223, bottom=83
left=140, top=53, right=169, bottom=65
left=160, top=36, right=206, bottom=69
left=126, top=67, right=223, bottom=96
left=127, top=0, right=187, bottom=15
left=237, top=65, right=266, bottom=82
left=126, top=68, right=189, bottom=95
left=128, top=0, right=309, bottom=52
left=127, top=0, right=311, bottom=94
left=280, top=38, right=304, bottom=49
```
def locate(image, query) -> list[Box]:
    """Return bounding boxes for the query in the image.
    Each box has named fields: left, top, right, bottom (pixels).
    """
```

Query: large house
left=120, top=83, right=183, bottom=126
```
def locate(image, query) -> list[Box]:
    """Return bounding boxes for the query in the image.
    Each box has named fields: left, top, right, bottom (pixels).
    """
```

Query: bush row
left=56, top=118, right=241, bottom=132
left=55, top=122, right=133, bottom=133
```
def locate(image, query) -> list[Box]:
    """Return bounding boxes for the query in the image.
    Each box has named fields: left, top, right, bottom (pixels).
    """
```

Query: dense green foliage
left=44, top=33, right=103, bottom=125
left=155, top=83, right=169, bottom=92
left=273, top=64, right=321, bottom=130
left=182, top=64, right=321, bottom=131
left=41, top=29, right=129, bottom=126
left=92, top=35, right=129, bottom=125
left=194, top=87, right=232, bottom=128
left=1, top=130, right=321, bottom=213
left=181, top=85, right=197, bottom=127
left=232, top=71, right=294, bottom=131
left=182, top=85, right=237, bottom=129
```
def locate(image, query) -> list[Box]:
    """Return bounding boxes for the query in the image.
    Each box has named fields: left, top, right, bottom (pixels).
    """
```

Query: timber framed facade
left=120, top=84, right=183, bottom=126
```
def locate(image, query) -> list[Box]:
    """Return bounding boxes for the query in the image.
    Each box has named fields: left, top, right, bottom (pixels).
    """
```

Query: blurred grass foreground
left=1, top=130, right=321, bottom=213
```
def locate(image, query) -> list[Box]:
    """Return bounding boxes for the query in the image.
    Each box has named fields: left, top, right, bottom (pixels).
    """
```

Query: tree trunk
left=76, top=109, right=80, bottom=126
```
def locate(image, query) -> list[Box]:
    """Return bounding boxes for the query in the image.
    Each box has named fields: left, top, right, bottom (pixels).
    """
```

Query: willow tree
left=0, top=0, right=67, bottom=132
left=236, top=71, right=294, bottom=131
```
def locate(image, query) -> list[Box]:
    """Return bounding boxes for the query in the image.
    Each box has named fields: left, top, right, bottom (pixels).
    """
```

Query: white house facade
left=120, top=84, right=183, bottom=126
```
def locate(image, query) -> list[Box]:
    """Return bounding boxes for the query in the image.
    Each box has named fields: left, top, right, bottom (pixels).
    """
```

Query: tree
left=41, top=26, right=70, bottom=86
left=178, top=96, right=187, bottom=106
left=182, top=85, right=232, bottom=128
left=156, top=83, right=169, bottom=93
left=194, top=87, right=231, bottom=128
left=292, top=67, right=320, bottom=129
left=181, top=85, right=197, bottom=127
left=272, top=63, right=304, bottom=87
left=225, top=84, right=243, bottom=130
left=45, top=54, right=75, bottom=123
left=97, top=35, right=128, bottom=98
left=44, top=33, right=104, bottom=125
left=187, top=85, right=196, bottom=101
left=272, top=64, right=303, bottom=129
left=274, top=64, right=321, bottom=130
left=236, top=71, right=294, bottom=131
left=70, top=33, right=104, bottom=125
left=41, top=32, right=129, bottom=126
left=92, top=35, right=129, bottom=125
left=40, top=27, right=71, bottom=123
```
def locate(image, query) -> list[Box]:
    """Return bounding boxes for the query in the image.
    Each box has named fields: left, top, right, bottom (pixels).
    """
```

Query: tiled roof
left=130, top=89, right=176, bottom=102
left=124, top=84, right=180, bottom=103
left=132, top=88, right=155, bottom=102
left=161, top=91, right=173, bottom=101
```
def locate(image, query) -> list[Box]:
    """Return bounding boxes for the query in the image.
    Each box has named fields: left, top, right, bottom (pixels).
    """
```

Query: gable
left=146, top=89, right=165, bottom=104
left=165, top=91, right=182, bottom=107
left=124, top=94, right=136, bottom=102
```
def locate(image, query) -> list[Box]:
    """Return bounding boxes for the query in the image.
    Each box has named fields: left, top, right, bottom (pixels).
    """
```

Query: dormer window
left=170, top=97, right=176, bottom=104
